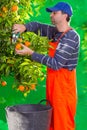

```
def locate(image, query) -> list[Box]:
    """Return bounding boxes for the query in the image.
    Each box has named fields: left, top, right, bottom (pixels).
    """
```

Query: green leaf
left=0, top=64, right=7, bottom=71
left=5, top=66, right=10, bottom=76
left=19, top=62, right=30, bottom=66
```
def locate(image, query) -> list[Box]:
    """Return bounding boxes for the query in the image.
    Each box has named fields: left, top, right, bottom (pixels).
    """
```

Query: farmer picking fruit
left=13, top=2, right=80, bottom=130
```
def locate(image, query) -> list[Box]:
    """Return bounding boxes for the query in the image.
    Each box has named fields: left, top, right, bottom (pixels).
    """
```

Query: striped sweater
left=25, top=22, right=80, bottom=70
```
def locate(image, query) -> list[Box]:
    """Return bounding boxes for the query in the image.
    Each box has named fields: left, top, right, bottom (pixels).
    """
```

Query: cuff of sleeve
left=31, top=52, right=44, bottom=63
left=24, top=24, right=30, bottom=31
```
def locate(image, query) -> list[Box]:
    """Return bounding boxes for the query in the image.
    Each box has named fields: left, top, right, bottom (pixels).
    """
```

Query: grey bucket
left=5, top=99, right=52, bottom=130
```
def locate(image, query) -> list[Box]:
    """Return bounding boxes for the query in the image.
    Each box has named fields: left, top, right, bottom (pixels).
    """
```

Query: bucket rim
left=5, top=104, right=53, bottom=113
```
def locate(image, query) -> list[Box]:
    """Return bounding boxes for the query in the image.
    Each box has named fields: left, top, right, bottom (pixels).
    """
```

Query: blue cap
left=46, top=2, right=73, bottom=17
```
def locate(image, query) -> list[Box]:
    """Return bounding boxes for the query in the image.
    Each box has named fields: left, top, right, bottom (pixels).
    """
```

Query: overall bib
left=46, top=29, right=77, bottom=130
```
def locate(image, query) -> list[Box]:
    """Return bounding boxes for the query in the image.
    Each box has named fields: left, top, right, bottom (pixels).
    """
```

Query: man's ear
left=64, top=13, right=68, bottom=18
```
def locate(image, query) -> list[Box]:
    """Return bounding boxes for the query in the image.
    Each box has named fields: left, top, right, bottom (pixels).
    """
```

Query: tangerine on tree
left=1, top=81, right=7, bottom=86
left=15, top=43, right=22, bottom=50
left=18, top=85, right=25, bottom=92
left=0, top=13, right=2, bottom=17
left=2, top=7, right=8, bottom=12
left=30, top=84, right=36, bottom=90
left=11, top=5, right=18, bottom=12
left=24, top=41, right=31, bottom=47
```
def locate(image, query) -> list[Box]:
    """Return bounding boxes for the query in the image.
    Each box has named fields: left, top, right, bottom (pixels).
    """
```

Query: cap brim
left=46, top=7, right=59, bottom=12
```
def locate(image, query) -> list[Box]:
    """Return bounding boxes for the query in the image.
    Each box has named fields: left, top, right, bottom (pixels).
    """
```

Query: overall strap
left=57, top=28, right=72, bottom=42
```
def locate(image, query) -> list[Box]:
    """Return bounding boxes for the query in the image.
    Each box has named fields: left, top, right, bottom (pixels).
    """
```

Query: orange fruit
left=2, top=7, right=8, bottom=12
left=15, top=43, right=22, bottom=50
left=1, top=81, right=7, bottom=86
left=30, top=84, right=36, bottom=90
left=11, top=5, right=18, bottom=12
left=18, top=85, right=25, bottom=92
left=0, top=13, right=2, bottom=17
left=24, top=41, right=31, bottom=47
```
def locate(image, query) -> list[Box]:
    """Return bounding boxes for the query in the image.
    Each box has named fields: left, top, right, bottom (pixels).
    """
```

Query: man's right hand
left=12, top=24, right=26, bottom=34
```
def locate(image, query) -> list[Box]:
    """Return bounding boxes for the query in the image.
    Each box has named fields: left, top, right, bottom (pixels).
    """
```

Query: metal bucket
left=5, top=99, right=52, bottom=130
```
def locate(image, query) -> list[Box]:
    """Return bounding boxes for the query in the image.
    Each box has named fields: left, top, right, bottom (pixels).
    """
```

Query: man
left=13, top=2, right=80, bottom=130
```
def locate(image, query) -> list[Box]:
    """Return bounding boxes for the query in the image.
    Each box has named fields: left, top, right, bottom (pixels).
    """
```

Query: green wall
left=0, top=0, right=87, bottom=129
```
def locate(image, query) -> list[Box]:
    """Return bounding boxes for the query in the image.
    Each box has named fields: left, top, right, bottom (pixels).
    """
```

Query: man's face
left=50, top=11, right=66, bottom=25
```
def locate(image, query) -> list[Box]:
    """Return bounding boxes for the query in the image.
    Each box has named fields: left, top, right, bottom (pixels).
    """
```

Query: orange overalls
left=46, top=30, right=77, bottom=130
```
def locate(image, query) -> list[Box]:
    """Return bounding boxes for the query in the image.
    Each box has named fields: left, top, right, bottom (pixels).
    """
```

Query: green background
left=0, top=0, right=87, bottom=130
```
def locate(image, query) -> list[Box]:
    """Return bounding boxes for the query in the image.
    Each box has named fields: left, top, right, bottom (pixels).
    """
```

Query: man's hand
left=13, top=24, right=26, bottom=34
left=15, top=44, right=34, bottom=56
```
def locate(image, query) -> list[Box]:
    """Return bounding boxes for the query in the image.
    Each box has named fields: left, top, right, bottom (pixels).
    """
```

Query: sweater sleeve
left=24, top=22, right=57, bottom=39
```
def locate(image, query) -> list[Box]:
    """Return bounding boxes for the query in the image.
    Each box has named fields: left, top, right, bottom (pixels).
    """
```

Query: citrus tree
left=0, top=0, right=49, bottom=96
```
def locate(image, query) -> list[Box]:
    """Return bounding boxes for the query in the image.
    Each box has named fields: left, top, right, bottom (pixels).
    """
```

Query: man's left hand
left=15, top=44, right=34, bottom=56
